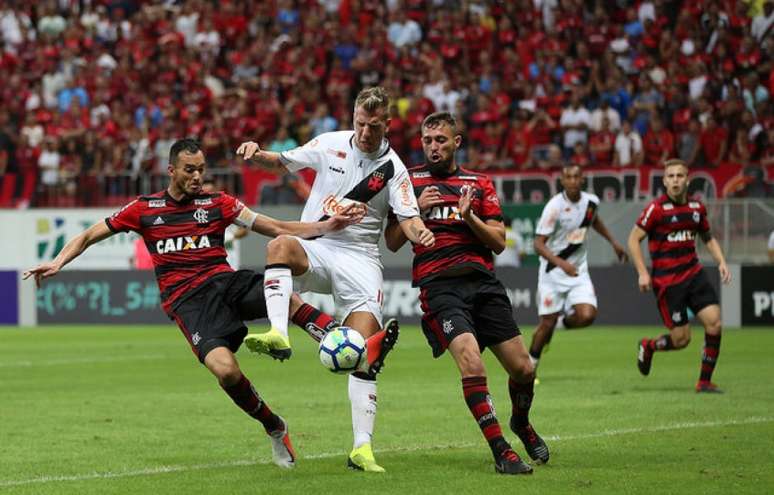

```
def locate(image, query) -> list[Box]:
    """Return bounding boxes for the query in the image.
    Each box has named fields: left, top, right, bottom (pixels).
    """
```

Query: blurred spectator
left=560, top=93, right=591, bottom=157
left=590, top=99, right=621, bottom=133
left=614, top=121, right=643, bottom=167
left=699, top=116, right=729, bottom=168
left=388, top=10, right=422, bottom=49
left=268, top=127, right=298, bottom=153
left=677, top=119, right=702, bottom=167
left=751, top=1, right=774, bottom=43
left=570, top=142, right=590, bottom=168
left=589, top=117, right=616, bottom=166
left=503, top=111, right=533, bottom=169
left=642, top=116, right=675, bottom=166
left=38, top=137, right=61, bottom=191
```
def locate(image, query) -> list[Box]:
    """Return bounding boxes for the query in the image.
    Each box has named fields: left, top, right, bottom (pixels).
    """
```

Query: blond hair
left=354, top=86, right=390, bottom=113
left=663, top=158, right=688, bottom=170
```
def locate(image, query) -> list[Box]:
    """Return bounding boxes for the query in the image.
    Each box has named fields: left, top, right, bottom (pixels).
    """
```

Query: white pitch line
left=1, top=416, right=770, bottom=488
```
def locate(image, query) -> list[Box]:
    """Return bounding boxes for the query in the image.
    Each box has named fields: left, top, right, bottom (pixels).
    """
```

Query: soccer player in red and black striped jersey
left=628, top=159, right=731, bottom=393
left=385, top=112, right=548, bottom=475
left=22, top=139, right=363, bottom=468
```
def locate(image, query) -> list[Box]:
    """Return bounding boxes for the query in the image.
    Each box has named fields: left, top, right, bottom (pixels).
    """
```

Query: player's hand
left=718, top=263, right=731, bottom=285
left=414, top=227, right=435, bottom=247
left=325, top=203, right=366, bottom=231
left=417, top=186, right=443, bottom=212
left=559, top=260, right=578, bottom=277
left=236, top=141, right=261, bottom=161
left=638, top=273, right=652, bottom=292
left=458, top=185, right=474, bottom=221
left=613, top=243, right=629, bottom=263
left=22, top=262, right=61, bottom=288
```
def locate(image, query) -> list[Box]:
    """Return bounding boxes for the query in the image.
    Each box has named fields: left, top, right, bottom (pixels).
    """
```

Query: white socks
left=348, top=374, right=377, bottom=448
left=263, top=265, right=292, bottom=340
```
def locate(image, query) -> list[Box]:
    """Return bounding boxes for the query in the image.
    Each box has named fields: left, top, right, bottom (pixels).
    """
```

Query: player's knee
left=672, top=331, right=690, bottom=348
left=705, top=319, right=722, bottom=336
left=212, top=362, right=242, bottom=387
left=512, top=358, right=535, bottom=382
left=266, top=235, right=293, bottom=260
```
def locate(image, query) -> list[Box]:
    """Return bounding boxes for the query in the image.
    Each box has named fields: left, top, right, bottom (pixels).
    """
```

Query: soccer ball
left=319, top=327, right=366, bottom=374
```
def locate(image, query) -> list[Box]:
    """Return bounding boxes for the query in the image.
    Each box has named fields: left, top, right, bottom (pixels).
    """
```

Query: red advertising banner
left=242, top=163, right=774, bottom=205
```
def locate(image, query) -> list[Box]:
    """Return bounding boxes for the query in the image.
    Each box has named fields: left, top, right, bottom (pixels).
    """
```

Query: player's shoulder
left=581, top=191, right=600, bottom=205
left=545, top=192, right=564, bottom=208
left=457, top=166, right=495, bottom=186
left=645, top=194, right=671, bottom=212
left=686, top=195, right=706, bottom=210
left=407, top=164, right=431, bottom=179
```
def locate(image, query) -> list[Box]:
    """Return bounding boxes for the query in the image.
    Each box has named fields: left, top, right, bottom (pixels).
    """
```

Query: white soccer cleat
left=268, top=416, right=296, bottom=469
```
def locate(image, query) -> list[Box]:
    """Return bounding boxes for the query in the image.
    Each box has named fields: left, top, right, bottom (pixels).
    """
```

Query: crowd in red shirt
left=1, top=0, right=774, bottom=206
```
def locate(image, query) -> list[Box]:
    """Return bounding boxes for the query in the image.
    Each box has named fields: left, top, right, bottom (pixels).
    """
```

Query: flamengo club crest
left=193, top=208, right=209, bottom=224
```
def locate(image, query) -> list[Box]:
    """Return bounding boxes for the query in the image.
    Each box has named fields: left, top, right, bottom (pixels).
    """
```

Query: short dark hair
left=421, top=112, right=458, bottom=133
left=562, top=163, right=582, bottom=174
left=168, top=138, right=202, bottom=165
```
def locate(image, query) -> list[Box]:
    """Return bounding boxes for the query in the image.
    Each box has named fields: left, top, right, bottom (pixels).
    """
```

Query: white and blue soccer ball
left=319, top=327, right=366, bottom=374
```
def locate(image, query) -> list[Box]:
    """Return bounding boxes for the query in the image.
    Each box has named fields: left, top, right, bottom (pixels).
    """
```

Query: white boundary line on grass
left=1, top=416, right=771, bottom=488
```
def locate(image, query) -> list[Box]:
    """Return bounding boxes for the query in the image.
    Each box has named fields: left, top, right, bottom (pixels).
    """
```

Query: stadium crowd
left=1, top=0, right=774, bottom=206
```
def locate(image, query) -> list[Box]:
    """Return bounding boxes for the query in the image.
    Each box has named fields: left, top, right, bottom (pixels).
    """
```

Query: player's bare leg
left=695, top=304, right=723, bottom=393
left=637, top=324, right=689, bottom=376
left=244, top=235, right=310, bottom=361
left=563, top=303, right=597, bottom=329
left=204, top=347, right=295, bottom=468
left=343, top=311, right=387, bottom=472
left=528, top=313, right=560, bottom=370
left=492, top=336, right=550, bottom=465
left=448, top=334, right=532, bottom=474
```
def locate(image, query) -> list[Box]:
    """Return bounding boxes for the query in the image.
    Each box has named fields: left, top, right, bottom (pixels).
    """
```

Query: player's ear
left=167, top=163, right=175, bottom=177
left=453, top=134, right=462, bottom=149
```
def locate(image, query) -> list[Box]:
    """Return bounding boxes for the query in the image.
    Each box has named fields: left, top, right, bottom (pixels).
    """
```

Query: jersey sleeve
left=535, top=198, right=559, bottom=236
left=636, top=200, right=660, bottom=233
left=698, top=203, right=711, bottom=235
left=105, top=199, right=142, bottom=233
left=387, top=162, right=420, bottom=220
left=220, top=193, right=246, bottom=225
left=478, top=177, right=503, bottom=222
left=278, top=136, right=326, bottom=173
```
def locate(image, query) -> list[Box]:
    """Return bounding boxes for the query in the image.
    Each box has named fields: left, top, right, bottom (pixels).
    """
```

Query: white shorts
left=537, top=270, right=597, bottom=316
left=292, top=237, right=383, bottom=324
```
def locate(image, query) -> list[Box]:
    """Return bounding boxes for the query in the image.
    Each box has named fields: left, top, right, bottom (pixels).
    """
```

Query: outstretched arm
left=23, top=221, right=115, bottom=287
left=385, top=216, right=408, bottom=252
left=627, top=225, right=651, bottom=292
left=592, top=215, right=628, bottom=262
left=236, top=141, right=289, bottom=175
left=237, top=204, right=365, bottom=239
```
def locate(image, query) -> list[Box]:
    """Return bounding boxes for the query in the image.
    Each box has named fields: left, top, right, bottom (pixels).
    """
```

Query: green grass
left=1, top=325, right=773, bottom=494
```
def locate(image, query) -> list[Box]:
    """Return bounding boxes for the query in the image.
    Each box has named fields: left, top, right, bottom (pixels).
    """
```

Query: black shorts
left=654, top=269, right=719, bottom=329
left=419, top=272, right=521, bottom=358
left=168, top=270, right=268, bottom=362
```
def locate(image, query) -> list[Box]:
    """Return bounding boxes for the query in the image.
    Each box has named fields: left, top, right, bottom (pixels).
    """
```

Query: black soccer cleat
left=366, top=318, right=400, bottom=375
left=637, top=339, right=652, bottom=376
left=495, top=449, right=533, bottom=475
left=511, top=421, right=550, bottom=464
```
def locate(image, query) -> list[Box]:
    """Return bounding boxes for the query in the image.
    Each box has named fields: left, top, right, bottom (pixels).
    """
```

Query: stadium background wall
left=3, top=265, right=759, bottom=328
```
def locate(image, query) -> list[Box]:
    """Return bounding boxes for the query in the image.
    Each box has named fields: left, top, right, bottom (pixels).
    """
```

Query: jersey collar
left=350, top=134, right=390, bottom=161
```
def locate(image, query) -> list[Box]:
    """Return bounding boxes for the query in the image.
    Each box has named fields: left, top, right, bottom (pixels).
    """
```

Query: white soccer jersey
left=535, top=191, right=600, bottom=277
left=279, top=131, right=420, bottom=256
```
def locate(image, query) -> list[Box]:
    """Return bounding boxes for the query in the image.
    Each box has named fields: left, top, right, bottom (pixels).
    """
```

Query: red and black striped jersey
left=105, top=190, right=245, bottom=312
left=636, top=194, right=711, bottom=292
left=406, top=165, right=504, bottom=286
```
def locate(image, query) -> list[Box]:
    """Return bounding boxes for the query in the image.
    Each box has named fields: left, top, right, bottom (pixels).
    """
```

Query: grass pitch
left=1, top=325, right=773, bottom=494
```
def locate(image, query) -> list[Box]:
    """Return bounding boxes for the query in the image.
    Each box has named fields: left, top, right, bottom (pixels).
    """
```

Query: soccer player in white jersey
left=236, top=87, right=434, bottom=472
left=528, top=164, right=627, bottom=370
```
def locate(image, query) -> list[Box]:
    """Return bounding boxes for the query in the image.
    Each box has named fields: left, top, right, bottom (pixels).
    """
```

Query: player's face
left=353, top=105, right=389, bottom=153
left=422, top=123, right=460, bottom=173
left=560, top=166, right=583, bottom=200
left=169, top=150, right=206, bottom=196
left=663, top=164, right=689, bottom=199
